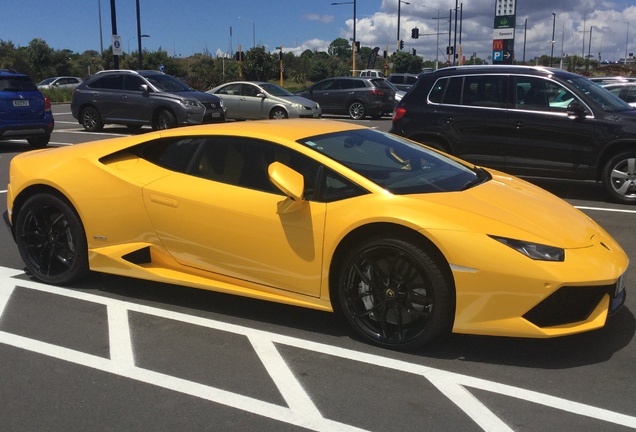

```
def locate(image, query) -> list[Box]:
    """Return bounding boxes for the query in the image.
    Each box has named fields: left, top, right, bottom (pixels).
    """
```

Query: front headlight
left=181, top=99, right=202, bottom=108
left=291, top=103, right=303, bottom=110
left=489, top=235, right=565, bottom=261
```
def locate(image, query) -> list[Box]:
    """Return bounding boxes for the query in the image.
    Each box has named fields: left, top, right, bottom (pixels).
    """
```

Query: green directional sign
left=494, top=15, right=515, bottom=29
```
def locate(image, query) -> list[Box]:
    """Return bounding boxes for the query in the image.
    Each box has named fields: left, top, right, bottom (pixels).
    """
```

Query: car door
left=141, top=136, right=327, bottom=296
left=239, top=83, right=269, bottom=119
left=305, top=79, right=338, bottom=111
left=433, top=74, right=510, bottom=171
left=505, top=75, right=595, bottom=177
left=117, top=75, right=148, bottom=123
left=89, top=74, right=125, bottom=121
left=214, top=83, right=243, bottom=119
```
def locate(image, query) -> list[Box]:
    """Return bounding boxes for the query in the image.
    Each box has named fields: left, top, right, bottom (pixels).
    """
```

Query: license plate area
left=13, top=100, right=29, bottom=107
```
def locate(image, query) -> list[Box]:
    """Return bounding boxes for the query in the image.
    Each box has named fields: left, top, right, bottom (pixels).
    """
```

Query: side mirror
left=256, top=92, right=266, bottom=98
left=140, top=84, right=150, bottom=94
left=566, top=100, right=586, bottom=118
left=268, top=162, right=305, bottom=213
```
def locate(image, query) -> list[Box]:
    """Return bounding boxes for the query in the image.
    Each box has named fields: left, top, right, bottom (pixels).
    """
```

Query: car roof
left=0, top=69, right=27, bottom=77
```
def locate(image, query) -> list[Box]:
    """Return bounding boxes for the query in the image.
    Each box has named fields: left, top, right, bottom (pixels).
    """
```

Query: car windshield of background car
left=145, top=74, right=193, bottom=92
left=299, top=129, right=485, bottom=194
left=567, top=75, right=633, bottom=111
left=260, top=83, right=294, bottom=96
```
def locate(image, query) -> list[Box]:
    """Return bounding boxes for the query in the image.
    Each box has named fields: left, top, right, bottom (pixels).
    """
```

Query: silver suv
left=71, top=70, right=225, bottom=132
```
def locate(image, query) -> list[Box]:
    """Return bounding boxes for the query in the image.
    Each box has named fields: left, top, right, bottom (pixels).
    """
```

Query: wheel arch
left=269, top=105, right=289, bottom=118
left=596, top=140, right=636, bottom=180
left=152, top=106, right=179, bottom=126
left=328, top=222, right=456, bottom=309
left=10, top=185, right=79, bottom=239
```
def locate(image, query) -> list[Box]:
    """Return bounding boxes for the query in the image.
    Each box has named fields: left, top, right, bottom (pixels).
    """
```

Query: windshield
left=260, top=83, right=293, bottom=96
left=144, top=74, right=193, bottom=92
left=566, top=75, right=633, bottom=111
left=299, top=129, right=487, bottom=194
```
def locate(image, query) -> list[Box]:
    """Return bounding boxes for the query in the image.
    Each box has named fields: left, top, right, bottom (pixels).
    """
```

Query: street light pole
left=550, top=13, right=556, bottom=67
left=238, top=16, right=256, bottom=49
left=397, top=0, right=410, bottom=50
left=626, top=22, right=630, bottom=65
left=331, top=1, right=356, bottom=75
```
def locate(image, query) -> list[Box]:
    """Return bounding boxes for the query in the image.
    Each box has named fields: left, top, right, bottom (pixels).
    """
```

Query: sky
left=1, top=0, right=634, bottom=65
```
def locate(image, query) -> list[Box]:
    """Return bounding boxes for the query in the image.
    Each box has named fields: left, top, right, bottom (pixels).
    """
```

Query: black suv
left=386, top=73, right=419, bottom=91
left=390, top=65, right=636, bottom=204
left=296, top=76, right=395, bottom=120
left=0, top=69, right=54, bottom=147
left=71, top=70, right=225, bottom=132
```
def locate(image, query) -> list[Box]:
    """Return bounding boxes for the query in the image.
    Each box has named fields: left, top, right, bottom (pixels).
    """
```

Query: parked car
left=3, top=119, right=627, bottom=350
left=208, top=81, right=321, bottom=120
left=71, top=70, right=225, bottom=132
left=386, top=73, right=419, bottom=91
left=296, top=76, right=396, bottom=120
left=588, top=76, right=636, bottom=84
left=38, top=76, right=83, bottom=90
left=602, top=82, right=636, bottom=107
left=0, top=69, right=54, bottom=147
left=359, top=69, right=385, bottom=77
left=390, top=65, right=636, bottom=204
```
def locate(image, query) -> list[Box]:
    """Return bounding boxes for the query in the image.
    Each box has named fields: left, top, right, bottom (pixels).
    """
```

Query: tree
left=328, top=38, right=351, bottom=58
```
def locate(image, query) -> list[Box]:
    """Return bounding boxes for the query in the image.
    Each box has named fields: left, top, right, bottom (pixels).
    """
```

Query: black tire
left=337, top=237, right=454, bottom=350
left=270, top=107, right=288, bottom=119
left=14, top=193, right=90, bottom=285
left=154, top=109, right=177, bottom=130
left=27, top=135, right=50, bottom=148
left=80, top=106, right=104, bottom=132
left=602, top=151, right=636, bottom=204
left=348, top=101, right=366, bottom=120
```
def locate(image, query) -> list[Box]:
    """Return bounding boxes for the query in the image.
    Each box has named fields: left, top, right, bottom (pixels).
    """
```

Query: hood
left=401, top=172, right=600, bottom=249
left=157, top=90, right=221, bottom=103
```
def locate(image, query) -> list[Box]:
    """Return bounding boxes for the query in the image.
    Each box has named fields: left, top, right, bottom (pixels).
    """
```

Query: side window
left=312, top=79, right=334, bottom=91
left=218, top=83, right=240, bottom=95
left=626, top=86, right=636, bottom=104
left=442, top=77, right=462, bottom=105
left=514, top=76, right=571, bottom=112
left=241, top=84, right=259, bottom=97
left=123, top=76, right=144, bottom=91
left=91, top=75, right=123, bottom=90
left=136, top=137, right=203, bottom=173
left=428, top=78, right=448, bottom=103
left=461, top=75, right=506, bottom=107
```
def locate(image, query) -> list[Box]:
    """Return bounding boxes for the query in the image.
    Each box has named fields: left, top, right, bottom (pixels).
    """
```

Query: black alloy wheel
left=154, top=109, right=177, bottom=130
left=15, top=194, right=90, bottom=285
left=348, top=101, right=366, bottom=120
left=603, top=151, right=636, bottom=204
left=338, top=237, right=453, bottom=350
left=80, top=106, right=104, bottom=132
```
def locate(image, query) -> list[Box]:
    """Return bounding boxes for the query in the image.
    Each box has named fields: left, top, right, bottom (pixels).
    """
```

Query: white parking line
left=1, top=266, right=635, bottom=431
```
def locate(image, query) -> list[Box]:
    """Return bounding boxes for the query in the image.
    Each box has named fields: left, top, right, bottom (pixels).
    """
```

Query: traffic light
left=355, top=41, right=360, bottom=52
left=399, top=39, right=404, bottom=50
left=383, top=50, right=387, bottom=59
left=411, top=28, right=419, bottom=39
left=412, top=48, right=417, bottom=56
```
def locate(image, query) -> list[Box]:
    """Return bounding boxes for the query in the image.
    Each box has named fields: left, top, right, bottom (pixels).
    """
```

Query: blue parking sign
left=493, top=51, right=503, bottom=62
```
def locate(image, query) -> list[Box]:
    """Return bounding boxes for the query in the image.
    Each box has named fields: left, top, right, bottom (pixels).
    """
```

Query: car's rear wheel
left=80, top=106, right=104, bottom=132
left=27, top=135, right=50, bottom=148
left=337, top=237, right=453, bottom=350
left=154, top=109, right=177, bottom=130
left=348, top=101, right=366, bottom=120
left=15, top=194, right=90, bottom=285
left=602, top=151, right=636, bottom=204
left=270, top=107, right=288, bottom=119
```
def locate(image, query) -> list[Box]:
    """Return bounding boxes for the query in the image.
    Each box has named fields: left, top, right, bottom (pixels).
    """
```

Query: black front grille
left=523, top=285, right=613, bottom=327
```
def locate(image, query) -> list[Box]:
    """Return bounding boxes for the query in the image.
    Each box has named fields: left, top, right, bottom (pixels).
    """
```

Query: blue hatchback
left=0, top=69, right=54, bottom=147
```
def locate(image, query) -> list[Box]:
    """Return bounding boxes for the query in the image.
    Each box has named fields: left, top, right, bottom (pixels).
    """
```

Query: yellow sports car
left=4, top=119, right=628, bottom=350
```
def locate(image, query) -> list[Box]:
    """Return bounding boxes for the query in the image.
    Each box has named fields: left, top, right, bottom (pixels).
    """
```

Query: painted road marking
left=0, top=266, right=635, bottom=431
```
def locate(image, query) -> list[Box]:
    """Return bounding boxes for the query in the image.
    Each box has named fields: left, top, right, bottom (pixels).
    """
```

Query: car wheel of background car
left=15, top=193, right=90, bottom=285
left=270, top=107, right=288, bottom=119
left=26, top=135, right=50, bottom=148
left=154, top=109, right=177, bottom=130
left=337, top=236, right=454, bottom=350
left=80, top=106, right=104, bottom=132
left=348, top=101, right=366, bottom=120
left=602, top=151, right=636, bottom=204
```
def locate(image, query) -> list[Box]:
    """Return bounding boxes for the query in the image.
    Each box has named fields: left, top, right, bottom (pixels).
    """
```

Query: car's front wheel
left=348, top=101, right=366, bottom=120
left=15, top=194, right=90, bottom=285
left=602, top=151, right=636, bottom=204
left=153, top=109, right=177, bottom=130
left=270, top=107, right=288, bottom=119
left=337, top=237, right=454, bottom=350
left=80, top=106, right=104, bottom=132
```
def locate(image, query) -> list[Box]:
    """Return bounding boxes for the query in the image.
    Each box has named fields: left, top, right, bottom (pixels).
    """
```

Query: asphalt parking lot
left=0, top=104, right=635, bottom=431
